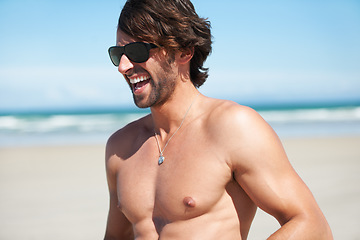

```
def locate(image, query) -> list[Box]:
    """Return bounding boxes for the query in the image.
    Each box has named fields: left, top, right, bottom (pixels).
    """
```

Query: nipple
left=183, top=196, right=196, bottom=208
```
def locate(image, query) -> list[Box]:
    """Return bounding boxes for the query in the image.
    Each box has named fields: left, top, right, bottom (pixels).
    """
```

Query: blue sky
left=0, top=0, right=359, bottom=112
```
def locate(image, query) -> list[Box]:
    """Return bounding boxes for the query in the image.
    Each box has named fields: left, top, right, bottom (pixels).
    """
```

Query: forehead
left=116, top=30, right=140, bottom=46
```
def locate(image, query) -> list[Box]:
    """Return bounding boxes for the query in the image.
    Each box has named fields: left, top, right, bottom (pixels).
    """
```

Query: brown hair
left=118, top=0, right=212, bottom=88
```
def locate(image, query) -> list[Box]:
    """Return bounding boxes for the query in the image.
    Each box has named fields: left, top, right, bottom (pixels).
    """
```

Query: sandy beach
left=0, top=136, right=359, bottom=240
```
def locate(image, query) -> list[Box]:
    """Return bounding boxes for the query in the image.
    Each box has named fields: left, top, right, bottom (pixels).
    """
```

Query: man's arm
left=104, top=139, right=134, bottom=240
left=104, top=191, right=134, bottom=240
left=222, top=105, right=333, bottom=239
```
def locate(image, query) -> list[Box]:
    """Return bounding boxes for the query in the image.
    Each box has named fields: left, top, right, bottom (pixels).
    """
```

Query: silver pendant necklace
left=154, top=93, right=199, bottom=165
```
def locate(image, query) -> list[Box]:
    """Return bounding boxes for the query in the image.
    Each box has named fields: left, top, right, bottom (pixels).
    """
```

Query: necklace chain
left=154, top=92, right=199, bottom=165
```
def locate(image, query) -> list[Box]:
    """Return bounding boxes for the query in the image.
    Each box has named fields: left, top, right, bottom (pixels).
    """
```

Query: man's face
left=116, top=30, right=178, bottom=108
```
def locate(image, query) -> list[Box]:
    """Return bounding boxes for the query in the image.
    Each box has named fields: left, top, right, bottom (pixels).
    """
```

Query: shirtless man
left=104, top=0, right=333, bottom=239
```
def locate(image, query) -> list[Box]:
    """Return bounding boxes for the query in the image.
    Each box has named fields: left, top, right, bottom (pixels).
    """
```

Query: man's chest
left=115, top=141, right=233, bottom=223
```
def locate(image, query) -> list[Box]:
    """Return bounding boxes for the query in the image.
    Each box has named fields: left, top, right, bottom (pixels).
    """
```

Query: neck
left=151, top=87, right=200, bottom=136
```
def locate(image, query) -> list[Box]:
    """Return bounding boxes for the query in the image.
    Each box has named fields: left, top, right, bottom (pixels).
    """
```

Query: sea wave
left=0, top=113, right=145, bottom=134
left=259, top=106, right=360, bottom=123
left=0, top=106, right=359, bottom=146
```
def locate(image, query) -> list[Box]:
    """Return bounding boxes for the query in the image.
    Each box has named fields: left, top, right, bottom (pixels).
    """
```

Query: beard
left=132, top=75, right=176, bottom=109
left=132, top=58, right=177, bottom=109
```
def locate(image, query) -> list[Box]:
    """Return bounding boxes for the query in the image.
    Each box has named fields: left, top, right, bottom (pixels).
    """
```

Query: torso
left=107, top=99, right=257, bottom=239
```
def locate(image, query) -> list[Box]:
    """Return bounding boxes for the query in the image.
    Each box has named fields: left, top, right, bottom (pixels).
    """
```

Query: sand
left=0, top=137, right=359, bottom=240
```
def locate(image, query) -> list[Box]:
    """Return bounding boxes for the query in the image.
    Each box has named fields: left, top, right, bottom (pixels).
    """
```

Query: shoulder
left=204, top=99, right=267, bottom=135
left=204, top=99, right=283, bottom=169
left=106, top=114, right=152, bottom=162
left=202, top=98, right=271, bottom=148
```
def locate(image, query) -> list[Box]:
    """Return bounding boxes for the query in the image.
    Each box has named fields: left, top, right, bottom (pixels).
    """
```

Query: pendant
left=158, top=155, right=165, bottom=165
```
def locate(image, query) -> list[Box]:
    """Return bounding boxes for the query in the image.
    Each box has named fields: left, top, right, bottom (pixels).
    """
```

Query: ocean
left=1, top=105, right=360, bottom=147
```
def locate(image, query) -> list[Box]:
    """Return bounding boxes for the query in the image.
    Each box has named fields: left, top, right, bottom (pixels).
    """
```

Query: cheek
left=145, top=54, right=178, bottom=88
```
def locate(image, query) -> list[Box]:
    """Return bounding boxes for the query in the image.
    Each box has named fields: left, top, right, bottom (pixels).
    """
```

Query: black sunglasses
left=108, top=42, right=157, bottom=66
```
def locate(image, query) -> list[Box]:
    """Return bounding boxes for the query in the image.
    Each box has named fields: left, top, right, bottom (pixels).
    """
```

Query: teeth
left=129, top=76, right=150, bottom=84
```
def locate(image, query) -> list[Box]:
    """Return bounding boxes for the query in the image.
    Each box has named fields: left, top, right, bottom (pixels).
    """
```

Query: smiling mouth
left=128, top=75, right=151, bottom=92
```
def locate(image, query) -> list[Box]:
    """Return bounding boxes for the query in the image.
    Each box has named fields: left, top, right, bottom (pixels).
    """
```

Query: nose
left=117, top=54, right=134, bottom=75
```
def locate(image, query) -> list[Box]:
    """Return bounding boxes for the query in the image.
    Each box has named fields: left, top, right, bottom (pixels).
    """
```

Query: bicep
left=104, top=190, right=134, bottom=240
left=104, top=143, right=134, bottom=240
left=230, top=109, right=318, bottom=225
left=235, top=156, right=315, bottom=225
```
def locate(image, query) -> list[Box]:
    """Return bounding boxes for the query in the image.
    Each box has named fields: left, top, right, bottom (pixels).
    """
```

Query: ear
left=177, top=47, right=194, bottom=64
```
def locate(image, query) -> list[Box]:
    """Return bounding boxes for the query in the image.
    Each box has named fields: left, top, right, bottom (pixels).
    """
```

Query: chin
left=135, top=103, right=151, bottom=109
left=133, top=95, right=153, bottom=109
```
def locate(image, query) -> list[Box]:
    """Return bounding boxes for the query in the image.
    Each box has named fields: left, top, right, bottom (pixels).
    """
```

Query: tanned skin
left=104, top=31, right=333, bottom=240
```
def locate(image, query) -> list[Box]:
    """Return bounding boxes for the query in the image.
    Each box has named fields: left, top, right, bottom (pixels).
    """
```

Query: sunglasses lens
left=108, top=42, right=156, bottom=66
left=108, top=47, right=123, bottom=66
left=126, top=43, right=149, bottom=63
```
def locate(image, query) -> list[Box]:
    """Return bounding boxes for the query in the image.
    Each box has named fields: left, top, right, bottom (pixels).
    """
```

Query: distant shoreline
left=1, top=99, right=359, bottom=116
left=1, top=105, right=360, bottom=147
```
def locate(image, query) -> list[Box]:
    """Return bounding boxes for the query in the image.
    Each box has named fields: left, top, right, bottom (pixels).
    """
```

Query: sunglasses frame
left=108, top=42, right=158, bottom=66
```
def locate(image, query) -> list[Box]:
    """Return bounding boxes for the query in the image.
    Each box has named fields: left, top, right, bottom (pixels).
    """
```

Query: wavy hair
left=118, top=0, right=212, bottom=88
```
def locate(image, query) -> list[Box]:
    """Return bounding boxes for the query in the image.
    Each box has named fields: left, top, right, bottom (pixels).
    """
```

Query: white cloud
left=0, top=66, right=133, bottom=110
left=202, top=69, right=360, bottom=103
